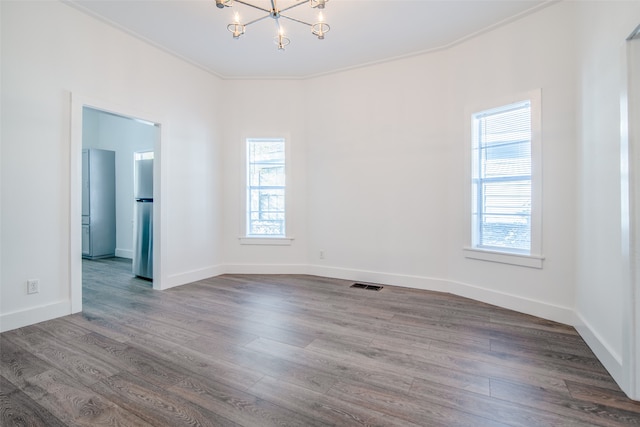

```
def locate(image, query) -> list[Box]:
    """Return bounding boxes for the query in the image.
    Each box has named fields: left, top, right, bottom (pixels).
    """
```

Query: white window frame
left=464, top=89, right=544, bottom=268
left=240, top=135, right=293, bottom=245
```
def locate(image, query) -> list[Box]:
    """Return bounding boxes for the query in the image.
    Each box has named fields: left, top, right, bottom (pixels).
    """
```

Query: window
left=246, top=138, right=286, bottom=238
left=465, top=90, right=542, bottom=268
left=473, top=101, right=531, bottom=252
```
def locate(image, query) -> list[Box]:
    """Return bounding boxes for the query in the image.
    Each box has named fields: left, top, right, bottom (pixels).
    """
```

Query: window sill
left=463, top=247, right=544, bottom=269
left=239, top=237, right=294, bottom=246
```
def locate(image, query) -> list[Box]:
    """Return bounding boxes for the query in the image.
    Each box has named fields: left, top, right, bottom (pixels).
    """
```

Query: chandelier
left=215, top=0, right=330, bottom=51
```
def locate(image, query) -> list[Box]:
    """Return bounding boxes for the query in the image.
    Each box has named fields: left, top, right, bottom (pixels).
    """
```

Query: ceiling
left=65, top=0, right=552, bottom=79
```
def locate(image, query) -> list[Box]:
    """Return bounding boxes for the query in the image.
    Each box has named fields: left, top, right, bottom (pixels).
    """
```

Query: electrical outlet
left=27, top=279, right=39, bottom=294
left=319, top=250, right=325, bottom=259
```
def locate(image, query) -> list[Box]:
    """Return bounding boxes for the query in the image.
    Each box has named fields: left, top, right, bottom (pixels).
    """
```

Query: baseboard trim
left=223, top=263, right=309, bottom=275
left=163, top=265, right=226, bottom=290
left=306, top=264, right=450, bottom=292
left=446, top=278, right=576, bottom=326
left=115, top=248, right=133, bottom=259
left=574, top=311, right=624, bottom=387
left=306, top=264, right=575, bottom=325
left=0, top=300, right=71, bottom=333
left=163, top=263, right=308, bottom=289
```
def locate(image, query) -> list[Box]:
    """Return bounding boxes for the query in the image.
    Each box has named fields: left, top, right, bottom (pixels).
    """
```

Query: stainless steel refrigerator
left=133, top=153, right=153, bottom=279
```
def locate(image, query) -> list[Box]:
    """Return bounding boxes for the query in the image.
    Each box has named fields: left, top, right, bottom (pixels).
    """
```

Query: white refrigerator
left=132, top=153, right=153, bottom=279
left=82, top=149, right=116, bottom=259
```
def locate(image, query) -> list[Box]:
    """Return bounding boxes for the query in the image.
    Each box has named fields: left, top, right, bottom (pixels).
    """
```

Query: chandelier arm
left=233, top=0, right=271, bottom=14
left=279, top=14, right=312, bottom=27
left=279, top=0, right=311, bottom=13
left=244, top=14, right=272, bottom=26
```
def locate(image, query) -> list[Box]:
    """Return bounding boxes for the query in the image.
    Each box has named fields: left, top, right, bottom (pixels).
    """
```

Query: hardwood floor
left=2, top=257, right=640, bottom=426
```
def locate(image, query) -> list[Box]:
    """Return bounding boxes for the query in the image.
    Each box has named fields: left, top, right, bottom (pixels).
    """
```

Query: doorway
left=70, top=94, right=164, bottom=314
left=82, top=108, right=157, bottom=287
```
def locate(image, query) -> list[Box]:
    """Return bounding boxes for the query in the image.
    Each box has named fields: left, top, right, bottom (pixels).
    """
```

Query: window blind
left=474, top=101, right=532, bottom=253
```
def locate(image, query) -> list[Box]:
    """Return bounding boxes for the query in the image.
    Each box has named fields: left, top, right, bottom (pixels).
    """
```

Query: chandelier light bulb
left=226, top=11, right=245, bottom=38
left=227, top=18, right=245, bottom=39
left=312, top=21, right=330, bottom=39
left=275, top=30, right=290, bottom=51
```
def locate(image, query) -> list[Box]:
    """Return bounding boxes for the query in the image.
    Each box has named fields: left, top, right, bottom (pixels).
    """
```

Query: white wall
left=446, top=2, right=578, bottom=322
left=574, top=0, right=640, bottom=394
left=221, top=79, right=309, bottom=271
left=301, top=3, right=578, bottom=324
left=83, top=107, right=157, bottom=258
left=1, top=0, right=224, bottom=331
left=305, top=53, right=452, bottom=284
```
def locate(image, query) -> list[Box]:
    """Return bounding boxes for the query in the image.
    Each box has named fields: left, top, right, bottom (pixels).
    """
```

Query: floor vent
left=351, top=283, right=383, bottom=291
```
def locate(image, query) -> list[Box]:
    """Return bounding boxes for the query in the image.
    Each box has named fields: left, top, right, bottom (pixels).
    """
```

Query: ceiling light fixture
left=215, top=0, right=330, bottom=51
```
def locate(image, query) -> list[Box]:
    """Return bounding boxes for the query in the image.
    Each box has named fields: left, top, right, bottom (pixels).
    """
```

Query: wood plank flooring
left=2, top=257, right=640, bottom=426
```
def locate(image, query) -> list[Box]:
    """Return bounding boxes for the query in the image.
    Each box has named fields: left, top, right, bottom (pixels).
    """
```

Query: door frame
left=70, top=93, right=165, bottom=313
left=621, top=26, right=640, bottom=400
